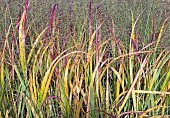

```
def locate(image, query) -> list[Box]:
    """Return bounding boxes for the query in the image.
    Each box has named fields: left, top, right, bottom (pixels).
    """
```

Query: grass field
left=0, top=0, right=170, bottom=117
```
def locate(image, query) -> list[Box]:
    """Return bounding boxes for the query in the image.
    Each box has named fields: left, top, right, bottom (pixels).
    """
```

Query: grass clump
left=0, top=0, right=170, bottom=117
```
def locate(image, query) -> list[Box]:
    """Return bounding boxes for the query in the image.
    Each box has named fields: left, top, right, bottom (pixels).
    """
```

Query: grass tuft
left=0, top=0, right=170, bottom=117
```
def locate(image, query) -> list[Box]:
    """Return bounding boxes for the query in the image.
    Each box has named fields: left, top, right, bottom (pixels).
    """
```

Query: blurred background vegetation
left=0, top=0, right=170, bottom=47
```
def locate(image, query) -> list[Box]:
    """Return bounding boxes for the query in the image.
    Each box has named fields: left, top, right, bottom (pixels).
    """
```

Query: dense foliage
left=0, top=0, right=170, bottom=117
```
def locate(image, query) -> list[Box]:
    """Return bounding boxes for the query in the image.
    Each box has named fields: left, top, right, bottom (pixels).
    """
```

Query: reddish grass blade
left=18, top=0, right=29, bottom=77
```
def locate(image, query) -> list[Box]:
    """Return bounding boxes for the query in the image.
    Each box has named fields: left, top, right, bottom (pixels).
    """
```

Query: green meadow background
left=0, top=0, right=170, bottom=117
